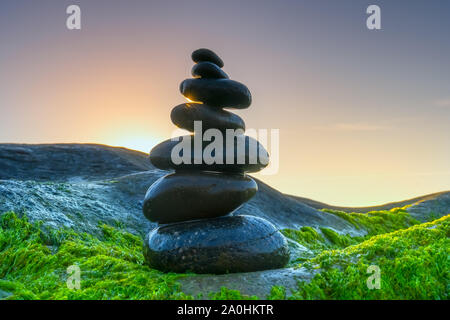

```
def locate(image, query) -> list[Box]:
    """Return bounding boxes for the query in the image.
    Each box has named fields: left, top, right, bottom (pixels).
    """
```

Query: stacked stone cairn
left=143, top=48, right=289, bottom=274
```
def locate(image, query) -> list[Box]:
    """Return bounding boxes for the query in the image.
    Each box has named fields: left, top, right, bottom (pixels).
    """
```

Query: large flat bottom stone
left=143, top=215, right=290, bottom=274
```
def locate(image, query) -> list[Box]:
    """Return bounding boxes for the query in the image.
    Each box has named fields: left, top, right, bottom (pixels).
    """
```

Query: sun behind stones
left=142, top=48, right=290, bottom=274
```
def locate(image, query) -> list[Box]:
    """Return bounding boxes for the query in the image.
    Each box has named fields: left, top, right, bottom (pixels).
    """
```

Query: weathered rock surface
left=178, top=267, right=319, bottom=299
left=0, top=144, right=372, bottom=238
left=149, top=135, right=269, bottom=173
left=143, top=172, right=257, bottom=223
left=192, top=62, right=229, bottom=79
left=291, top=191, right=450, bottom=222
left=171, top=103, right=245, bottom=132
left=191, top=48, right=224, bottom=68
left=0, top=144, right=149, bottom=182
left=0, top=289, right=12, bottom=300
left=180, top=79, right=251, bottom=109
left=143, top=215, right=290, bottom=274
left=1, top=144, right=447, bottom=237
left=1, top=143, right=448, bottom=297
left=407, top=192, right=450, bottom=222
left=0, top=177, right=154, bottom=236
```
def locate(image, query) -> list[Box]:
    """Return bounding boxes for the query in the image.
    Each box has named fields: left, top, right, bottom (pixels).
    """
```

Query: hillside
left=0, top=143, right=448, bottom=299
left=291, top=192, right=450, bottom=222
left=0, top=144, right=365, bottom=236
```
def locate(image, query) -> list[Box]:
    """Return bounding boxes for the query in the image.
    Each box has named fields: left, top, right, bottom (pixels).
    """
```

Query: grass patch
left=282, top=226, right=327, bottom=252
left=319, top=227, right=359, bottom=248
left=208, top=287, right=259, bottom=300
left=323, top=207, right=420, bottom=236
left=0, top=212, right=191, bottom=300
left=292, top=215, right=449, bottom=299
left=283, top=208, right=418, bottom=255
left=1, top=208, right=448, bottom=300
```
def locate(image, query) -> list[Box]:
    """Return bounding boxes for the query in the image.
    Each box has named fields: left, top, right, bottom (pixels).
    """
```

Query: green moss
left=282, top=225, right=361, bottom=260
left=320, top=228, right=359, bottom=248
left=280, top=209, right=448, bottom=299
left=285, top=226, right=323, bottom=244
left=292, top=215, right=449, bottom=300
left=208, top=287, right=259, bottom=300
left=0, top=212, right=191, bottom=300
left=283, top=208, right=417, bottom=252
left=267, top=286, right=286, bottom=300
left=1, top=208, right=448, bottom=300
left=282, top=226, right=328, bottom=253
left=323, top=207, right=420, bottom=236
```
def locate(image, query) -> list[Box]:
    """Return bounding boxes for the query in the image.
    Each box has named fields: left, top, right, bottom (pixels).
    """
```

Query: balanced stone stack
left=142, top=48, right=289, bottom=274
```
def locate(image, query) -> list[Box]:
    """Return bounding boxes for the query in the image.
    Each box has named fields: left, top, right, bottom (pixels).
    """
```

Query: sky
left=1, top=0, right=449, bottom=206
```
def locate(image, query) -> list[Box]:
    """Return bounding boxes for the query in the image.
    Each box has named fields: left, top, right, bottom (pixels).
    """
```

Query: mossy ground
left=281, top=208, right=421, bottom=263
left=0, top=212, right=191, bottom=300
left=0, top=208, right=448, bottom=300
left=284, top=215, right=449, bottom=300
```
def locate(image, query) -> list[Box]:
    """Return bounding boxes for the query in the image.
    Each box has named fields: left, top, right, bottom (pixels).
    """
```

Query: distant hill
left=0, top=143, right=448, bottom=299
left=0, top=143, right=150, bottom=182
left=0, top=143, right=448, bottom=234
left=289, top=191, right=449, bottom=213
left=0, top=143, right=361, bottom=236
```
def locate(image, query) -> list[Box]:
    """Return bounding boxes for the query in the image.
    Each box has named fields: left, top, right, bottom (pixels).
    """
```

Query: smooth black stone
left=143, top=215, right=290, bottom=274
left=191, top=48, right=224, bottom=68
left=180, top=79, right=251, bottom=109
left=171, top=103, right=245, bottom=132
left=192, top=62, right=229, bottom=79
left=143, top=172, right=257, bottom=223
left=149, top=135, right=269, bottom=173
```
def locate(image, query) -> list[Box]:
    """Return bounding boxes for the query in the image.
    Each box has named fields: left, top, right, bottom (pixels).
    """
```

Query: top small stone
left=192, top=48, right=224, bottom=68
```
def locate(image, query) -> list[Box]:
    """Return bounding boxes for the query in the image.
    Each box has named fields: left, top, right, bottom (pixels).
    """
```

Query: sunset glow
left=1, top=1, right=449, bottom=206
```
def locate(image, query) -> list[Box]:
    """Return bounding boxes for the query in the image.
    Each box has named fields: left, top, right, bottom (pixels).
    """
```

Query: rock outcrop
left=1, top=143, right=448, bottom=297
left=2, top=143, right=447, bottom=238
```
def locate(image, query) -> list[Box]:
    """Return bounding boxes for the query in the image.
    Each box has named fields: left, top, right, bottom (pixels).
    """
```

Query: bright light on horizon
left=1, top=1, right=448, bottom=207
left=104, top=136, right=160, bottom=154
left=99, top=124, right=165, bottom=154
